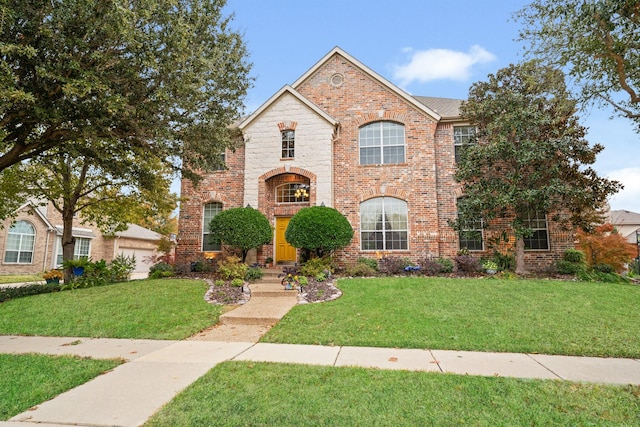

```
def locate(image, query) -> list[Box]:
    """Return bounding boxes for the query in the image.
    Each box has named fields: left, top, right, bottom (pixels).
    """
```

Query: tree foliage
left=0, top=0, right=251, bottom=175
left=577, top=223, right=636, bottom=273
left=285, top=206, right=354, bottom=258
left=454, top=61, right=621, bottom=273
left=208, top=207, right=272, bottom=262
left=516, top=0, right=640, bottom=131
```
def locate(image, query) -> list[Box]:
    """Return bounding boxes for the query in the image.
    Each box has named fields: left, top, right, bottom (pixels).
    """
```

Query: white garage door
left=118, top=248, right=156, bottom=279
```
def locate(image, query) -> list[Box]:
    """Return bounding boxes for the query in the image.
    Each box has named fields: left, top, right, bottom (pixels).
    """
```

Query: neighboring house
left=0, top=201, right=163, bottom=279
left=609, top=210, right=640, bottom=247
left=177, top=47, right=574, bottom=271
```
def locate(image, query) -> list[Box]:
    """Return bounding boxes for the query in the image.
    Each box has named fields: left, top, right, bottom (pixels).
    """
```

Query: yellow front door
left=275, top=217, right=297, bottom=263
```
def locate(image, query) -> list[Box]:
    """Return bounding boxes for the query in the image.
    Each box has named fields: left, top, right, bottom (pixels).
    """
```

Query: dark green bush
left=0, top=282, right=61, bottom=302
left=244, top=266, right=263, bottom=282
left=436, top=257, right=455, bottom=273
left=492, top=251, right=515, bottom=271
left=563, top=248, right=586, bottom=263
left=555, top=259, right=586, bottom=275
left=285, top=206, right=354, bottom=258
left=593, top=263, right=615, bottom=274
left=357, top=257, right=379, bottom=271
left=110, top=254, right=136, bottom=282
left=208, top=207, right=272, bottom=262
left=149, top=262, right=175, bottom=279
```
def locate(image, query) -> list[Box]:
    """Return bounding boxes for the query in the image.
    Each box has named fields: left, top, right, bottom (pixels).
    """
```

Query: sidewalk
left=1, top=335, right=639, bottom=427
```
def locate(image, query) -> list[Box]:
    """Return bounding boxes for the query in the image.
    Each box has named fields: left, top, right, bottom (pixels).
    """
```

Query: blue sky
left=204, top=0, right=639, bottom=213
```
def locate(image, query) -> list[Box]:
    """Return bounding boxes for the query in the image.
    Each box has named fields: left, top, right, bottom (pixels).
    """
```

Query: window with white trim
left=202, top=202, right=222, bottom=251
left=360, top=197, right=408, bottom=250
left=281, top=130, right=295, bottom=158
left=457, top=199, right=484, bottom=251
left=454, top=126, right=476, bottom=163
left=55, top=236, right=91, bottom=267
left=276, top=183, right=309, bottom=203
left=523, top=211, right=549, bottom=250
left=359, top=122, right=405, bottom=165
left=4, top=221, right=35, bottom=263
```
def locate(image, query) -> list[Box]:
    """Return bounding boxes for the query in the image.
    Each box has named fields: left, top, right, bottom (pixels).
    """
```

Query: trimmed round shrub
left=436, top=257, right=455, bottom=273
left=285, top=206, right=354, bottom=258
left=208, top=207, right=272, bottom=262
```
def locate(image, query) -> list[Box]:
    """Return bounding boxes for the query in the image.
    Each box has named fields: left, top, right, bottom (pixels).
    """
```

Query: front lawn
left=145, top=361, right=640, bottom=426
left=0, top=354, right=121, bottom=420
left=0, top=279, right=220, bottom=340
left=263, top=277, right=640, bottom=358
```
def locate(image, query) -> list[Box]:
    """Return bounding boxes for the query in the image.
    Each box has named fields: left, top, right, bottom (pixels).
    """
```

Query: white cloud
left=607, top=167, right=640, bottom=213
left=392, top=45, right=496, bottom=87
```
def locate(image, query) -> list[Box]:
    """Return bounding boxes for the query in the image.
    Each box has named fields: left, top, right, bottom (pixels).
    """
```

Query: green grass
left=0, top=279, right=220, bottom=340
left=263, top=277, right=640, bottom=357
left=0, top=354, right=121, bottom=420
left=0, top=274, right=42, bottom=284
left=145, top=361, right=640, bottom=426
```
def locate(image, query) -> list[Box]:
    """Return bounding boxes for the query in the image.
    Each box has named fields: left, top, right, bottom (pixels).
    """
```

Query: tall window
left=360, top=197, right=408, bottom=250
left=213, top=152, right=226, bottom=171
left=281, top=130, right=295, bottom=158
left=523, top=211, right=549, bottom=250
left=202, top=202, right=223, bottom=251
left=457, top=199, right=484, bottom=251
left=276, top=183, right=310, bottom=203
left=359, top=122, right=405, bottom=165
left=454, top=126, right=475, bottom=163
left=4, top=221, right=35, bottom=263
left=55, top=237, right=91, bottom=266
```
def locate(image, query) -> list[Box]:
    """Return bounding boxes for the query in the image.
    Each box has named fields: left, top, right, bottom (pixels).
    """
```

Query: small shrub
left=298, top=276, right=309, bottom=286
left=214, top=279, right=225, bottom=286
left=110, top=254, right=136, bottom=282
left=357, top=257, right=379, bottom=271
left=315, top=272, right=327, bottom=282
left=577, top=270, right=629, bottom=283
left=492, top=251, right=515, bottom=271
left=593, top=263, right=614, bottom=274
left=300, top=257, right=333, bottom=277
left=149, top=262, right=174, bottom=279
left=563, top=248, right=585, bottom=264
left=419, top=258, right=444, bottom=276
left=217, top=256, right=248, bottom=280
left=244, top=266, right=263, bottom=282
left=379, top=256, right=412, bottom=275
left=230, top=278, right=245, bottom=287
left=555, top=260, right=586, bottom=275
left=455, top=255, right=481, bottom=273
left=436, top=257, right=454, bottom=274
left=344, top=262, right=377, bottom=277
left=191, top=259, right=213, bottom=272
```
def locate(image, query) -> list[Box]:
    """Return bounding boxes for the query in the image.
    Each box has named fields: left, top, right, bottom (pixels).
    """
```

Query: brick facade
left=176, top=47, right=574, bottom=271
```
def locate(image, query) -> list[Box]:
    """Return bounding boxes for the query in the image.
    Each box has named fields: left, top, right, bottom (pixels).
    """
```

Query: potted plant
left=64, top=258, right=90, bottom=276
left=42, top=269, right=64, bottom=284
left=482, top=260, right=498, bottom=275
left=265, top=257, right=273, bottom=268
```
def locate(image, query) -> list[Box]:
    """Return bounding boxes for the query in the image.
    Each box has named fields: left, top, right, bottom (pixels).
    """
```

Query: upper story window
left=213, top=153, right=226, bottom=171
left=4, top=220, right=35, bottom=264
left=276, top=183, right=309, bottom=203
left=524, top=211, right=549, bottom=250
left=359, top=122, right=405, bottom=165
left=360, top=197, right=408, bottom=250
left=454, top=126, right=476, bottom=163
left=203, top=202, right=223, bottom=251
left=281, top=130, right=295, bottom=159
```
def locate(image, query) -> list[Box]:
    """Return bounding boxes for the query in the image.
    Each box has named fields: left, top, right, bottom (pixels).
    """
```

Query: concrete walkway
left=1, top=270, right=639, bottom=426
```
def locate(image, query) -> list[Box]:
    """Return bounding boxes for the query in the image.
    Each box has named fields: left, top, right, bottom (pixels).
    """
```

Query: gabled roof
left=609, top=210, right=640, bottom=226
left=15, top=201, right=55, bottom=230
left=115, top=223, right=163, bottom=241
left=292, top=46, right=442, bottom=122
left=414, top=96, right=464, bottom=121
left=238, top=85, right=339, bottom=130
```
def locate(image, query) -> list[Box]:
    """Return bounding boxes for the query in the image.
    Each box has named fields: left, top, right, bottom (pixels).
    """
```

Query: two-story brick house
left=177, top=47, right=573, bottom=270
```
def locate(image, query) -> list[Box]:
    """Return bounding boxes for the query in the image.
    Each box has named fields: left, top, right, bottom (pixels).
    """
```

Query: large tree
left=0, top=0, right=251, bottom=176
left=17, top=142, right=176, bottom=281
left=516, top=0, right=640, bottom=131
left=454, top=61, right=621, bottom=274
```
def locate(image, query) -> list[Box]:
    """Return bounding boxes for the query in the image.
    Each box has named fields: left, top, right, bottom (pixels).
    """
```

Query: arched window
left=360, top=197, right=408, bottom=250
left=202, top=202, right=223, bottom=251
left=359, top=122, right=405, bottom=165
left=4, top=220, right=35, bottom=263
left=276, top=183, right=310, bottom=203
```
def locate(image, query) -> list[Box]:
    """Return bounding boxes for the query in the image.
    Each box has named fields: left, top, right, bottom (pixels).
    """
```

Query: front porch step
left=249, top=281, right=297, bottom=298
left=219, top=296, right=298, bottom=326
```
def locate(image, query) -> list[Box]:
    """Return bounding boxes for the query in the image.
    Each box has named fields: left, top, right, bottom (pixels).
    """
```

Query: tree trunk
left=515, top=236, right=528, bottom=275
left=61, top=203, right=76, bottom=284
